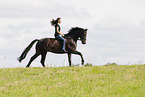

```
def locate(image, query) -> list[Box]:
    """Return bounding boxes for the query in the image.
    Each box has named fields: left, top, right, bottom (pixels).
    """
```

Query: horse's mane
left=66, top=27, right=84, bottom=36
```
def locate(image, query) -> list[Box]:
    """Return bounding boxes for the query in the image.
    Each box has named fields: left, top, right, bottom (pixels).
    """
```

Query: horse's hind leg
left=26, top=53, right=40, bottom=68
left=40, top=52, right=47, bottom=67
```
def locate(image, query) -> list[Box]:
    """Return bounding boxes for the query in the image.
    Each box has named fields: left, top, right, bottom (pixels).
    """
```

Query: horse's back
left=38, top=38, right=57, bottom=44
left=36, top=38, right=62, bottom=53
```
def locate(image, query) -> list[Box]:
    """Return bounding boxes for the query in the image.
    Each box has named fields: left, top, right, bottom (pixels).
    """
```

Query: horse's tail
left=18, top=39, right=39, bottom=63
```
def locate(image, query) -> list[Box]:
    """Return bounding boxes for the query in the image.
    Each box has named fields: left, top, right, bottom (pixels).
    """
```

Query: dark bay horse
left=18, top=27, right=88, bottom=67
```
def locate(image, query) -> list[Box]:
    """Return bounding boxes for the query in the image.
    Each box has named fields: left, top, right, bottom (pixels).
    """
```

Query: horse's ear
left=85, top=29, right=88, bottom=31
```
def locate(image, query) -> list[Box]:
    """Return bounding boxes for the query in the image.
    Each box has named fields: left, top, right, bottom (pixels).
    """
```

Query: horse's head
left=79, top=28, right=88, bottom=44
left=66, top=27, right=88, bottom=44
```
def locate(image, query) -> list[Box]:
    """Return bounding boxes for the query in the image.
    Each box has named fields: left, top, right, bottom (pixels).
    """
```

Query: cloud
left=84, top=15, right=145, bottom=65
left=141, top=20, right=145, bottom=26
left=0, top=0, right=81, bottom=18
left=1, top=0, right=145, bottom=67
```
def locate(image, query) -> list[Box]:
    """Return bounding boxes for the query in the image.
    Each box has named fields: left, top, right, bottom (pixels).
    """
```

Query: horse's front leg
left=72, top=50, right=84, bottom=66
left=68, top=53, right=72, bottom=66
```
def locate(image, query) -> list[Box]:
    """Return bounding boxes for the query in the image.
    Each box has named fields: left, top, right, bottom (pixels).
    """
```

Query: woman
left=51, top=18, right=66, bottom=52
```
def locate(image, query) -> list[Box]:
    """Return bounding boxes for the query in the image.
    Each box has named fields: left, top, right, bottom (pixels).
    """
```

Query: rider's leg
left=55, top=35, right=65, bottom=51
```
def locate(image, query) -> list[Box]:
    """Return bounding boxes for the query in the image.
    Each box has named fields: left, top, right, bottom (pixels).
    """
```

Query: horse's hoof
left=26, top=66, right=30, bottom=68
left=81, top=63, right=84, bottom=66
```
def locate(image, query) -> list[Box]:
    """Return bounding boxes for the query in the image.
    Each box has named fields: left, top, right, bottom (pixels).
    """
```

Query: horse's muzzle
left=82, top=41, right=86, bottom=44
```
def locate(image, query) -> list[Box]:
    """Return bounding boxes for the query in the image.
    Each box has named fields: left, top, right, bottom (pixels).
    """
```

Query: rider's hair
left=51, top=17, right=61, bottom=26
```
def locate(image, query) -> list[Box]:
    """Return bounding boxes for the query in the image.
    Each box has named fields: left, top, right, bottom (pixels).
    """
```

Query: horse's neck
left=67, top=34, right=79, bottom=43
left=65, top=31, right=80, bottom=43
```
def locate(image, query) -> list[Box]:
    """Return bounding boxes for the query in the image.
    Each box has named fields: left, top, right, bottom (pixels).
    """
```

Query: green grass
left=0, top=65, right=145, bottom=97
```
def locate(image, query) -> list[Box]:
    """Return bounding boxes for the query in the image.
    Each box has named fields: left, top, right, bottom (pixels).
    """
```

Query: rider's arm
left=56, top=26, right=64, bottom=36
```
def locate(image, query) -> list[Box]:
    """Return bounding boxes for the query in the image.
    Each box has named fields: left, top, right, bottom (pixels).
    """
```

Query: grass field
left=0, top=65, right=145, bottom=97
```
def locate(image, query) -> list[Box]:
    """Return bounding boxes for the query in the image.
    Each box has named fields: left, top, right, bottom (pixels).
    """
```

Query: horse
left=18, top=27, right=88, bottom=67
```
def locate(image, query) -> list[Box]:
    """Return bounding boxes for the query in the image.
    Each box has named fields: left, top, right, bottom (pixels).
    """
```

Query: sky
left=0, top=0, right=145, bottom=68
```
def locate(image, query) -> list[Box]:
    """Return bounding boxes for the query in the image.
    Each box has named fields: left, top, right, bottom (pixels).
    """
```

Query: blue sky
left=0, top=0, right=145, bottom=67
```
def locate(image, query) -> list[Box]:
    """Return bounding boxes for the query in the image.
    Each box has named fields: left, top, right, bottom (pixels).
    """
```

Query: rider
left=51, top=17, right=66, bottom=52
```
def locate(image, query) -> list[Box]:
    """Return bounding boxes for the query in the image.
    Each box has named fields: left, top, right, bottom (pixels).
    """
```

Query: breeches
left=55, top=35, right=65, bottom=50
